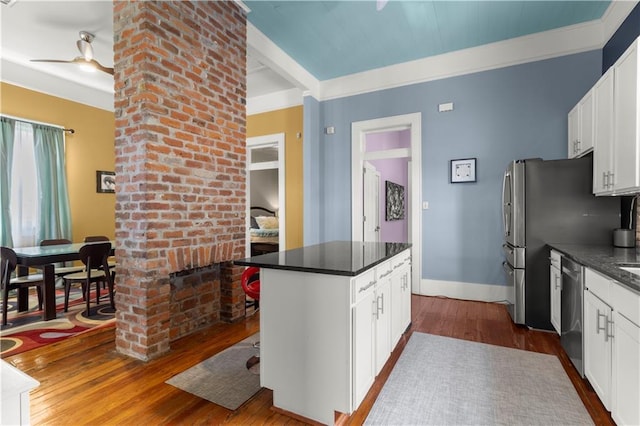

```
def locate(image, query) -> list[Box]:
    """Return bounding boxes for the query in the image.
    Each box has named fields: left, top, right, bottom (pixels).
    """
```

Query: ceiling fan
left=31, top=31, right=114, bottom=76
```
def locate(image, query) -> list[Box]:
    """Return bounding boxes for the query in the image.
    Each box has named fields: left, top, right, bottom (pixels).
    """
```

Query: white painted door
left=584, top=289, right=613, bottom=409
left=363, top=162, right=380, bottom=243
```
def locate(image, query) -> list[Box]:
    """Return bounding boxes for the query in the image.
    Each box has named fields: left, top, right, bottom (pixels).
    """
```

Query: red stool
left=241, top=266, right=260, bottom=310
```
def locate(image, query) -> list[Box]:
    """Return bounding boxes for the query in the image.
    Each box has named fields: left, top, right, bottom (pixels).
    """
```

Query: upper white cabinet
left=593, top=68, right=615, bottom=195
left=568, top=89, right=594, bottom=158
left=612, top=38, right=640, bottom=194
left=591, top=37, right=640, bottom=195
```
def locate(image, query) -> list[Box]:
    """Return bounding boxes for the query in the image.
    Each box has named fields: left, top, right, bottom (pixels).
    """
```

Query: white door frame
left=246, top=133, right=286, bottom=257
left=352, top=113, right=422, bottom=292
left=363, top=161, right=381, bottom=243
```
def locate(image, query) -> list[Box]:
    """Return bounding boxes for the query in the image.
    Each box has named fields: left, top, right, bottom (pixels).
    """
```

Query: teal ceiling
left=246, top=0, right=611, bottom=80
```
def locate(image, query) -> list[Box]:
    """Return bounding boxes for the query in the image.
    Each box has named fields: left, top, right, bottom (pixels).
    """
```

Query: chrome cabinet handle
left=608, top=172, right=614, bottom=188
left=605, top=316, right=614, bottom=342
left=359, top=279, right=377, bottom=293
left=603, top=171, right=607, bottom=189
left=377, top=293, right=384, bottom=316
left=596, top=309, right=607, bottom=336
left=379, top=270, right=392, bottom=278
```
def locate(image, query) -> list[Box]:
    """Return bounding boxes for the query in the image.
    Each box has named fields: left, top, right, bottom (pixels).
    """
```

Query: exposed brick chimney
left=113, top=0, right=247, bottom=361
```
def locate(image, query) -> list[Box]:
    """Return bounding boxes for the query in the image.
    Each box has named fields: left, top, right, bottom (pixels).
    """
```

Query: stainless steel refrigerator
left=501, top=156, right=620, bottom=330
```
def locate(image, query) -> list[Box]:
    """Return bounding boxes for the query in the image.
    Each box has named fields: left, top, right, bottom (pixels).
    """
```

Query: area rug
left=166, top=333, right=261, bottom=410
left=365, top=332, right=593, bottom=426
left=0, top=286, right=115, bottom=357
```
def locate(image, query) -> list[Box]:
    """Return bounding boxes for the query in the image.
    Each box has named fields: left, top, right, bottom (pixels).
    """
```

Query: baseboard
left=417, top=279, right=512, bottom=304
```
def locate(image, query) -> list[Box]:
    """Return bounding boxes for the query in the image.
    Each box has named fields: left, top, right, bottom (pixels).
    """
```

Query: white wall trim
left=246, top=87, right=303, bottom=116
left=351, top=112, right=422, bottom=292
left=418, top=279, right=512, bottom=305
left=601, top=0, right=639, bottom=43
left=246, top=133, right=286, bottom=256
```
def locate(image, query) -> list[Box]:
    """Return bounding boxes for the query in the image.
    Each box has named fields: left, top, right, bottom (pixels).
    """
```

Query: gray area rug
left=166, top=333, right=261, bottom=410
left=365, top=332, right=593, bottom=426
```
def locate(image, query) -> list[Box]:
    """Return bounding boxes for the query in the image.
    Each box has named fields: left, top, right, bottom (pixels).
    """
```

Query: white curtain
left=10, top=121, right=40, bottom=247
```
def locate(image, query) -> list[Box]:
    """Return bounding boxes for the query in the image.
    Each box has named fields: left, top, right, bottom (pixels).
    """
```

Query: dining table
left=12, top=241, right=115, bottom=321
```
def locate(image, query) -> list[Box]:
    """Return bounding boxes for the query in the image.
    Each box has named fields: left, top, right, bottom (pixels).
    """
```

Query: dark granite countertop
left=234, top=241, right=412, bottom=276
left=549, top=244, right=640, bottom=294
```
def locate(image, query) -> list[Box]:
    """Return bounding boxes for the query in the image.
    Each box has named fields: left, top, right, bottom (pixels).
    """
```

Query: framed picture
left=450, top=158, right=477, bottom=183
left=385, top=180, right=405, bottom=221
left=96, top=170, right=116, bottom=193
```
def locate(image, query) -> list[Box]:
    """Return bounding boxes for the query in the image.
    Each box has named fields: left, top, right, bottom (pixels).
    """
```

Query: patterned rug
left=0, top=284, right=115, bottom=357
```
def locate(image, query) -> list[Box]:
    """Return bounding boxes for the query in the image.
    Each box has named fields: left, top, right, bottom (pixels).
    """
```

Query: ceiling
left=0, top=0, right=625, bottom=111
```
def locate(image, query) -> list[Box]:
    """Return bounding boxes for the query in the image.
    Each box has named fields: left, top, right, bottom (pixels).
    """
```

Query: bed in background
left=249, top=206, right=280, bottom=256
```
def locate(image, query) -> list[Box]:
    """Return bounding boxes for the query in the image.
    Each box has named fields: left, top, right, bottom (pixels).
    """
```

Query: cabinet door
left=401, top=265, right=411, bottom=334
left=593, top=69, right=614, bottom=195
left=352, top=287, right=376, bottom=409
left=568, top=105, right=580, bottom=158
left=612, top=312, right=640, bottom=426
left=374, top=277, right=391, bottom=375
left=579, top=90, right=594, bottom=154
left=550, top=265, right=561, bottom=335
left=584, top=289, right=613, bottom=409
left=390, top=263, right=411, bottom=347
left=613, top=40, right=639, bottom=193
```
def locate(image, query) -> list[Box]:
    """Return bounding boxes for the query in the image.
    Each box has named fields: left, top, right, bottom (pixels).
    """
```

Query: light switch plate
left=422, top=202, right=429, bottom=210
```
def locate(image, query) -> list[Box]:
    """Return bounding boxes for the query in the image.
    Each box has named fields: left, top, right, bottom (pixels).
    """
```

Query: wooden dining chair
left=62, top=242, right=115, bottom=315
left=40, top=239, right=85, bottom=278
left=84, top=236, right=116, bottom=269
left=1, top=246, right=46, bottom=326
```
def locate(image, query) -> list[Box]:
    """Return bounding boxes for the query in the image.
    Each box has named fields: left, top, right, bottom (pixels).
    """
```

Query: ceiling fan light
left=78, top=61, right=96, bottom=73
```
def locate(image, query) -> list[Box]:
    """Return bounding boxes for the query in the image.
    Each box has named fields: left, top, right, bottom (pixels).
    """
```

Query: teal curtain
left=0, top=117, right=15, bottom=247
left=33, top=124, right=72, bottom=242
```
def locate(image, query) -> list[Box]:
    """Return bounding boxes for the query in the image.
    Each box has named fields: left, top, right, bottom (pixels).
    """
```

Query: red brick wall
left=113, top=0, right=247, bottom=361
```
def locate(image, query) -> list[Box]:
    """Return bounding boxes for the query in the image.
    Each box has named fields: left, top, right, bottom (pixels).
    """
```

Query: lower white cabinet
left=259, top=248, right=411, bottom=425
left=584, top=267, right=640, bottom=425
left=584, top=287, right=613, bottom=409
left=612, top=312, right=640, bottom=426
left=391, top=252, right=412, bottom=348
left=549, top=250, right=562, bottom=335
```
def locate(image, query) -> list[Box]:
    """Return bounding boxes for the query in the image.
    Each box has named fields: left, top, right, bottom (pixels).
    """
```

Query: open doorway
left=352, top=113, right=421, bottom=293
left=246, top=133, right=286, bottom=258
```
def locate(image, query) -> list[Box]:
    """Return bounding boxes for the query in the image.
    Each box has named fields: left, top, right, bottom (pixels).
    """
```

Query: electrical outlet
left=423, top=202, right=429, bottom=210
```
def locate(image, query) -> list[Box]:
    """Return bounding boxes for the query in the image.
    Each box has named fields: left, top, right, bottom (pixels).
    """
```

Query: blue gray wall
left=304, top=50, right=603, bottom=286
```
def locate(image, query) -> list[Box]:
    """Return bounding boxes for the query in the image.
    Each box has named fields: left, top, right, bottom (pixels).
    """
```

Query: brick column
left=113, top=0, right=247, bottom=361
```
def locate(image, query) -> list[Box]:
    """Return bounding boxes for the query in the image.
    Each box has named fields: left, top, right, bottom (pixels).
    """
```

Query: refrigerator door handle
left=502, top=171, right=511, bottom=237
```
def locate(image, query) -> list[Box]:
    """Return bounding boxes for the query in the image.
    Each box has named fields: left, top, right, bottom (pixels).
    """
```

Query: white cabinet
left=612, top=38, right=640, bottom=194
left=258, top=248, right=412, bottom=425
left=568, top=89, right=594, bottom=158
left=1, top=360, right=40, bottom=426
left=584, top=286, right=613, bottom=409
left=374, top=262, right=392, bottom=375
left=352, top=269, right=376, bottom=409
left=549, top=250, right=562, bottom=334
left=593, top=68, right=615, bottom=195
left=584, top=267, right=640, bottom=424
left=612, top=312, right=640, bottom=426
left=391, top=252, right=412, bottom=347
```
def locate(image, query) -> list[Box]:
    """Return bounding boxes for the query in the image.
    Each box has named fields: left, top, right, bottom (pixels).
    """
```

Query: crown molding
left=601, top=0, right=638, bottom=43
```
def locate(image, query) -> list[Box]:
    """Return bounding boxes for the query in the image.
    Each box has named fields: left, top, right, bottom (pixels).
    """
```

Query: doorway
left=246, top=133, right=286, bottom=258
left=351, top=113, right=421, bottom=292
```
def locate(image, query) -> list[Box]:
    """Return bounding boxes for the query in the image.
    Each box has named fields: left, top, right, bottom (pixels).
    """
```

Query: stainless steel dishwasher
left=561, top=256, right=584, bottom=377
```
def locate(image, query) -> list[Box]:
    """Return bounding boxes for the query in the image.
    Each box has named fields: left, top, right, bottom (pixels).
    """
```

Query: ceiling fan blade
left=30, top=59, right=76, bottom=64
left=91, top=59, right=114, bottom=76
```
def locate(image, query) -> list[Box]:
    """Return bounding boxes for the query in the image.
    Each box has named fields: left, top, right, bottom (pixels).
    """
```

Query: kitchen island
left=235, top=241, right=412, bottom=425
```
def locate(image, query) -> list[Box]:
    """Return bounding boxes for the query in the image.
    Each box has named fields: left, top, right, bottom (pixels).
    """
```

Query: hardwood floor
left=4, top=295, right=613, bottom=425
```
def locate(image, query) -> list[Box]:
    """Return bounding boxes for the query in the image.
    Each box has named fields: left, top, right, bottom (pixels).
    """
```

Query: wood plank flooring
left=3, top=295, right=613, bottom=425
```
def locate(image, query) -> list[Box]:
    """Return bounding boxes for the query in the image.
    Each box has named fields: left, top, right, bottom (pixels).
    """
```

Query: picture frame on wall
left=96, top=170, right=116, bottom=193
left=385, top=180, right=405, bottom=221
left=450, top=158, right=477, bottom=183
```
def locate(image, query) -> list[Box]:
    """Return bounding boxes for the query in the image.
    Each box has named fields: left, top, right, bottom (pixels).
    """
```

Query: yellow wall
left=247, top=106, right=304, bottom=249
left=1, top=82, right=116, bottom=243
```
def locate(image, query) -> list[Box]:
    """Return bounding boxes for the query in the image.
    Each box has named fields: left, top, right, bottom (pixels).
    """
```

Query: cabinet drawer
left=353, top=269, right=376, bottom=303
left=611, top=283, right=640, bottom=327
left=376, top=260, right=393, bottom=281
left=391, top=250, right=411, bottom=271
left=585, top=268, right=611, bottom=303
